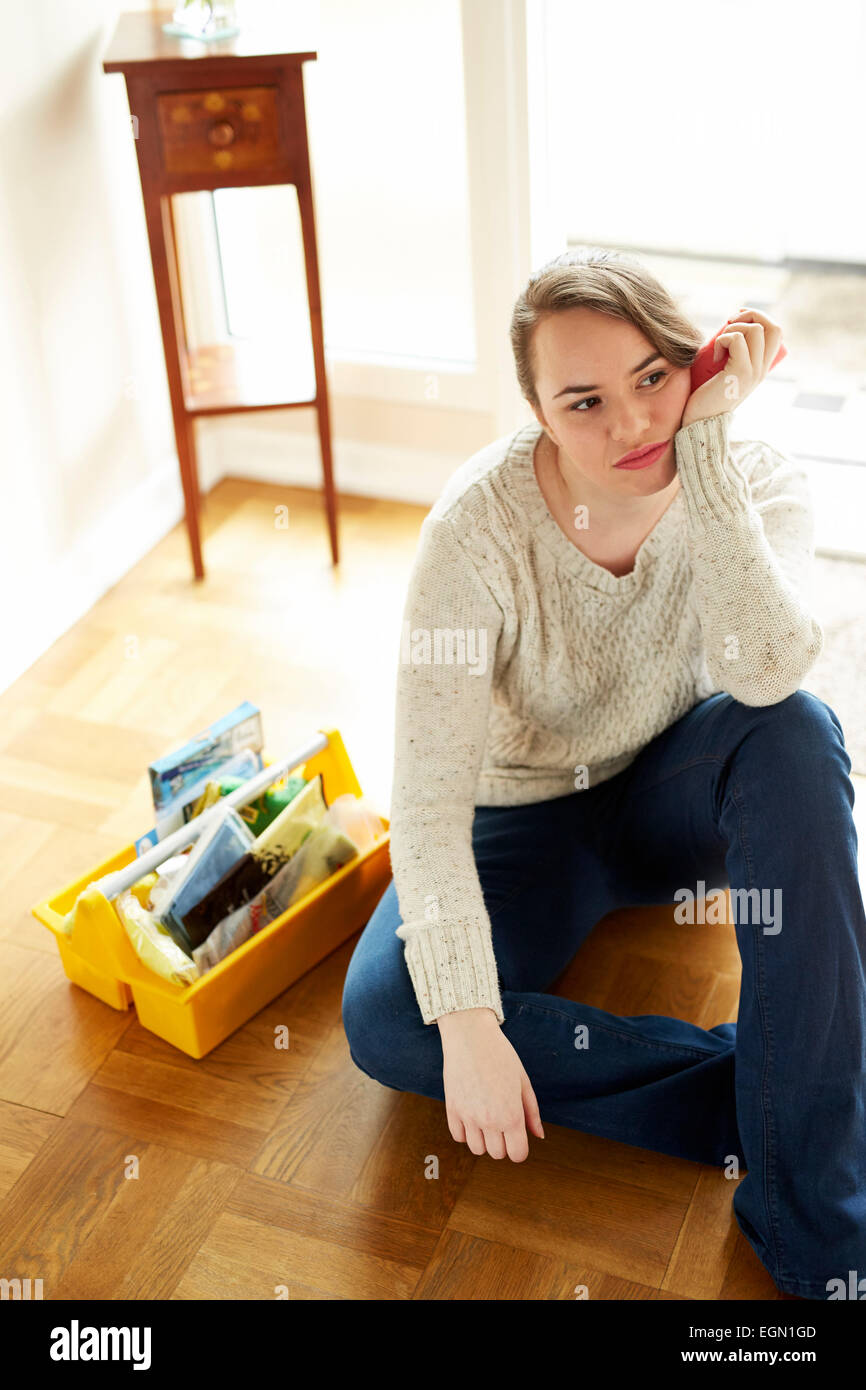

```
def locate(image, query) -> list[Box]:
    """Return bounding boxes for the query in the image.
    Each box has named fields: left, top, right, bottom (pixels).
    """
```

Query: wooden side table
left=103, top=9, right=339, bottom=579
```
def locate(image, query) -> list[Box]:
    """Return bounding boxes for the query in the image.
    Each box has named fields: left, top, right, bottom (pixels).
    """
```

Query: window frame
left=172, top=0, right=540, bottom=435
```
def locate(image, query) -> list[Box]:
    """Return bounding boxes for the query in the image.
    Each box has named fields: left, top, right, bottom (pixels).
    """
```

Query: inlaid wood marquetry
left=156, top=86, right=285, bottom=176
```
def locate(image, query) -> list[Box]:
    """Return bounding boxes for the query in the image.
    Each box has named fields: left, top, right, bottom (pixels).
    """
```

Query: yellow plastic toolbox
left=31, top=728, right=391, bottom=1059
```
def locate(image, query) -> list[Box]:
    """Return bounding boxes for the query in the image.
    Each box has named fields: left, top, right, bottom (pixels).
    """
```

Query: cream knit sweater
left=388, top=411, right=824, bottom=1025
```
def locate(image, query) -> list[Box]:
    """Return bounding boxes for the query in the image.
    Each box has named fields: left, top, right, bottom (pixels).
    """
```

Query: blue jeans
left=341, top=690, right=866, bottom=1300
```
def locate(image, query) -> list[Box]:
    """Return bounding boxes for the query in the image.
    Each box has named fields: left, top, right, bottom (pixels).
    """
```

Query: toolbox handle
left=87, top=730, right=329, bottom=904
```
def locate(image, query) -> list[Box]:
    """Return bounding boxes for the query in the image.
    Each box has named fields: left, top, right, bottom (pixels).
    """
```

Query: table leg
left=140, top=188, right=205, bottom=579
left=297, top=170, right=339, bottom=567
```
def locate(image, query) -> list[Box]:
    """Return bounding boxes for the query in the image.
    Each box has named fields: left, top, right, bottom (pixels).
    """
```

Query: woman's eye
left=569, top=369, right=668, bottom=412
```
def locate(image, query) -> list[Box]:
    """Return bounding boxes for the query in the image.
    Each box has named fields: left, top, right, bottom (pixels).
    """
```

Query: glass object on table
left=163, top=1, right=240, bottom=41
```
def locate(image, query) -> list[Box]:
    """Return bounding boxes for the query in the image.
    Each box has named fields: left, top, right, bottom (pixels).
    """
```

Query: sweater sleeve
left=673, top=410, right=824, bottom=707
left=388, top=509, right=506, bottom=1026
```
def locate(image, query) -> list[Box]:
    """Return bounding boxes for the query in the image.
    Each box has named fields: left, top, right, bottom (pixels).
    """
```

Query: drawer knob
left=208, top=120, right=236, bottom=148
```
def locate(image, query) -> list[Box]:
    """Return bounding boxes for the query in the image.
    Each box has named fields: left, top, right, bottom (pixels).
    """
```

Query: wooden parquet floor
left=1, top=477, right=860, bottom=1301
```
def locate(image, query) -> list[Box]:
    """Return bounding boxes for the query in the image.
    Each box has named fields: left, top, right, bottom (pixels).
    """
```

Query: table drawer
left=156, top=84, right=283, bottom=175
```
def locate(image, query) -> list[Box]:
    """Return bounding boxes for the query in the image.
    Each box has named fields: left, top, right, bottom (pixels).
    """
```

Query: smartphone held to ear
left=690, top=318, right=787, bottom=392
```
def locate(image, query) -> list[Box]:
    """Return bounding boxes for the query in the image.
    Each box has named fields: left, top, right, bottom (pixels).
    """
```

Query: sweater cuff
left=675, top=412, right=751, bottom=521
left=395, top=918, right=505, bottom=1026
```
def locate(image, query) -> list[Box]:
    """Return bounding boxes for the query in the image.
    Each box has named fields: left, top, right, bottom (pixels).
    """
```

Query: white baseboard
left=197, top=416, right=467, bottom=507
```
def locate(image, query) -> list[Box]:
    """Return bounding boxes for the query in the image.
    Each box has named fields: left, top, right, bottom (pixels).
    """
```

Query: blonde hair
left=510, top=246, right=704, bottom=410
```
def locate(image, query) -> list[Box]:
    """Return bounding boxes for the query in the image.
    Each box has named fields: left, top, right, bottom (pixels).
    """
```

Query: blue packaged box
left=148, top=702, right=264, bottom=816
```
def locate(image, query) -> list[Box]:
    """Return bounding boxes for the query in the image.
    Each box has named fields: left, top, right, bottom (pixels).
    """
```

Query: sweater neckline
left=506, top=422, right=683, bottom=595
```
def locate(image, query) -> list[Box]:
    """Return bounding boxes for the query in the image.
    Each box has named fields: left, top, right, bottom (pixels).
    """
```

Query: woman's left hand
left=681, top=307, right=784, bottom=428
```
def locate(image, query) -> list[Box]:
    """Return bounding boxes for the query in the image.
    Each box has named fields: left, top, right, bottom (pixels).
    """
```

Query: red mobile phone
left=690, top=318, right=787, bottom=392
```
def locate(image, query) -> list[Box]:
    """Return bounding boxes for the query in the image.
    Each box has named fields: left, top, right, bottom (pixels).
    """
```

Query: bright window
left=213, top=0, right=476, bottom=369
left=541, top=0, right=866, bottom=264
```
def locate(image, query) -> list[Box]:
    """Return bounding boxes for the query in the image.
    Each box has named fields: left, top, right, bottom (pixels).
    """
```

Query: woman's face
left=530, top=307, right=694, bottom=495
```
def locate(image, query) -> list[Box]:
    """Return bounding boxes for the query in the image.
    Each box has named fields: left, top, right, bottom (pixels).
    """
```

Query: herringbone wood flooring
left=2, top=477, right=861, bottom=1301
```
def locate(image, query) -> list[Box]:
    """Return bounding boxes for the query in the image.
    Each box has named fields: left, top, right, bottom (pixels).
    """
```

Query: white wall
left=0, top=0, right=183, bottom=694
left=0, top=0, right=534, bottom=695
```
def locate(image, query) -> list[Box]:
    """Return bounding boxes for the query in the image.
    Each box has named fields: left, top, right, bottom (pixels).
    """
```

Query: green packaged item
left=217, top=773, right=307, bottom=836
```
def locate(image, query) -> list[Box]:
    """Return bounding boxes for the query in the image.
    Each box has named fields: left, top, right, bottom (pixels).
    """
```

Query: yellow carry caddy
left=31, top=728, right=391, bottom=1059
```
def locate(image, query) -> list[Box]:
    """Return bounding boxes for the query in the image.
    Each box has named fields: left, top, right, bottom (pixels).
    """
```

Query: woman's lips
left=614, top=440, right=670, bottom=469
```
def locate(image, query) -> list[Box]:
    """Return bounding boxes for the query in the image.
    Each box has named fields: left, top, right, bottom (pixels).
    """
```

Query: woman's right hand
left=437, top=1007, right=545, bottom=1162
